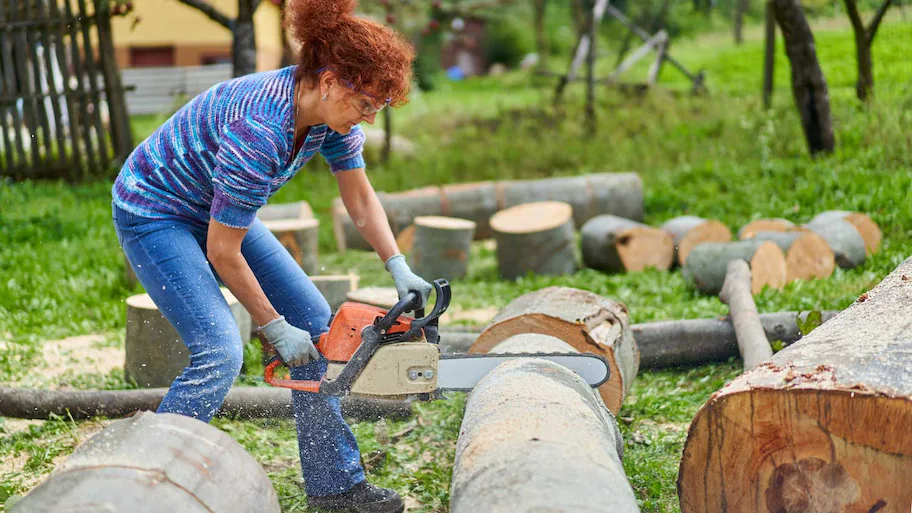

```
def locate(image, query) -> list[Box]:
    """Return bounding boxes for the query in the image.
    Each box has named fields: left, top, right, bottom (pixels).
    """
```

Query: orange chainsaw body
left=316, top=302, right=415, bottom=362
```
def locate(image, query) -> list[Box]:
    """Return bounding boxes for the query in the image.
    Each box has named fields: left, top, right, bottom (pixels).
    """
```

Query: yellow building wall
left=110, top=0, right=285, bottom=71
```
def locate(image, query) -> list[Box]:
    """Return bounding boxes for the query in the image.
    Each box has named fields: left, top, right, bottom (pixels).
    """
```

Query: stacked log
left=682, top=240, right=787, bottom=295
left=469, top=286, right=639, bottom=414
left=410, top=216, right=476, bottom=281
left=678, top=255, right=912, bottom=512
left=803, top=216, right=867, bottom=269
left=256, top=200, right=313, bottom=221
left=261, top=218, right=319, bottom=275
left=332, top=172, right=643, bottom=251
left=808, top=210, right=881, bottom=255
left=737, top=218, right=796, bottom=239
left=744, top=229, right=834, bottom=281
left=581, top=215, right=675, bottom=272
left=489, top=201, right=577, bottom=280
left=450, top=334, right=640, bottom=513
left=661, top=216, right=732, bottom=266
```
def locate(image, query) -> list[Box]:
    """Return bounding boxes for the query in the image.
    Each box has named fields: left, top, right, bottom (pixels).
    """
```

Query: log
left=410, top=215, right=476, bottom=281
left=470, top=286, right=639, bottom=414
left=749, top=230, right=835, bottom=282
left=661, top=215, right=732, bottom=266
left=256, top=200, right=313, bottom=221
left=489, top=201, right=577, bottom=280
left=803, top=216, right=867, bottom=269
left=346, top=286, right=400, bottom=310
left=332, top=196, right=375, bottom=252
left=9, top=411, right=281, bottom=513
left=450, top=333, right=640, bottom=513
left=737, top=217, right=796, bottom=239
left=682, top=240, right=787, bottom=295
left=808, top=210, right=881, bottom=255
left=678, top=255, right=912, bottom=513
left=125, top=289, right=252, bottom=389
left=440, top=181, right=500, bottom=239
left=581, top=214, right=675, bottom=272
left=311, top=273, right=360, bottom=311
left=719, top=259, right=774, bottom=371
left=0, top=386, right=414, bottom=422
left=262, top=218, right=319, bottom=275
left=634, top=310, right=839, bottom=369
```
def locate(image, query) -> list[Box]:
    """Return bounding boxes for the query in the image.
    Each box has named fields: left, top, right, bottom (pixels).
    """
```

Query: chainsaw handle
left=263, top=358, right=322, bottom=392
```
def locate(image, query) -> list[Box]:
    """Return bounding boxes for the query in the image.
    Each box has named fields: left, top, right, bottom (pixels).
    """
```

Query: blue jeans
left=111, top=202, right=365, bottom=496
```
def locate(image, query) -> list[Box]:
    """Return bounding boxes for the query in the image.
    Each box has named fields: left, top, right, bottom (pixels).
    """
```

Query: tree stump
left=125, top=289, right=251, bottom=388
left=737, top=217, right=795, bottom=239
left=748, top=230, right=835, bottom=282
left=262, top=218, right=319, bottom=275
left=410, top=216, right=476, bottom=281
left=678, top=255, right=912, bottom=513
left=682, top=240, right=787, bottom=295
left=808, top=210, right=881, bottom=255
left=450, top=333, right=640, bottom=513
left=581, top=215, right=675, bottom=272
left=332, top=197, right=375, bottom=252
left=803, top=216, right=867, bottom=269
left=311, top=273, right=360, bottom=311
left=440, top=181, right=500, bottom=239
left=470, top=286, right=639, bottom=414
left=256, top=200, right=313, bottom=221
left=489, top=201, right=576, bottom=280
left=9, top=411, right=281, bottom=513
left=661, top=215, right=732, bottom=265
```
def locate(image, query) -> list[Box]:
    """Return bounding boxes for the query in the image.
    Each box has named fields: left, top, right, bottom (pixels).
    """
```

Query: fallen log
left=748, top=230, right=835, bottom=282
left=440, top=181, right=501, bottom=239
left=0, top=386, right=413, bottom=422
left=682, top=240, right=787, bottom=295
left=9, top=411, right=281, bottom=513
left=490, top=201, right=577, bottom=280
left=257, top=200, right=313, bottom=221
left=737, top=217, right=795, bottom=239
left=678, top=255, right=912, bottom=513
left=450, top=333, right=640, bottom=513
left=808, top=209, right=881, bottom=256
left=470, top=286, right=639, bottom=414
left=804, top=216, right=867, bottom=269
left=581, top=214, right=675, bottom=272
left=719, top=259, right=773, bottom=371
left=262, top=218, right=319, bottom=275
left=411, top=215, right=476, bottom=281
left=661, top=215, right=732, bottom=266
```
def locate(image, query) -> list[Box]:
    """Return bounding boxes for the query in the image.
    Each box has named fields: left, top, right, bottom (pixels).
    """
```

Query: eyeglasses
left=316, top=66, right=390, bottom=116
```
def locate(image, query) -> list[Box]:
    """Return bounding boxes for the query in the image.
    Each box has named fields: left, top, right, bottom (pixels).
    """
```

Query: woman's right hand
left=259, top=315, right=321, bottom=367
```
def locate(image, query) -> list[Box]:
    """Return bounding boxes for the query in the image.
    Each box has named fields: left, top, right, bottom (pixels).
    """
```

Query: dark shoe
left=307, top=481, right=404, bottom=513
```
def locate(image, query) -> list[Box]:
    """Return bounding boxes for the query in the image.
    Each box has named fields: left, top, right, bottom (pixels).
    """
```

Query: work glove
left=259, top=315, right=320, bottom=367
left=385, top=254, right=433, bottom=309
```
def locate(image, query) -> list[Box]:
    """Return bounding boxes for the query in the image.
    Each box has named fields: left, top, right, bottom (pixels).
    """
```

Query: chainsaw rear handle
left=375, top=278, right=451, bottom=337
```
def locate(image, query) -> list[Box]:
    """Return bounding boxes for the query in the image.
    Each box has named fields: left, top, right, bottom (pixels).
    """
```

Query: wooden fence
left=121, top=63, right=231, bottom=116
left=0, top=0, right=132, bottom=181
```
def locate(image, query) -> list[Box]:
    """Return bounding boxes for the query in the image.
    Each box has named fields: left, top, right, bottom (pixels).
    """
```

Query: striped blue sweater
left=112, top=66, right=366, bottom=229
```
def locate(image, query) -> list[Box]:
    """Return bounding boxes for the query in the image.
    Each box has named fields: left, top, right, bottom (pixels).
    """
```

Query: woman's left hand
left=385, top=254, right=433, bottom=308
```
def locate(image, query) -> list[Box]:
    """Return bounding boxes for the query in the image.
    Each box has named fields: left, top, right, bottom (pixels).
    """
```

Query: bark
left=581, top=214, right=675, bottom=272
left=310, top=274, right=359, bottom=312
left=682, top=240, right=787, bottom=295
left=450, top=334, right=640, bottom=512
left=490, top=201, right=577, bottom=280
left=233, top=0, right=257, bottom=77
left=8, top=411, right=281, bottom=513
left=844, top=0, right=893, bottom=101
left=763, top=0, right=776, bottom=108
left=808, top=209, right=881, bottom=255
left=661, top=215, right=732, bottom=266
left=734, top=0, right=751, bottom=44
left=533, top=0, right=548, bottom=70
left=410, top=216, right=476, bottom=281
left=770, top=0, right=835, bottom=154
left=470, top=286, right=640, bottom=414
left=803, top=217, right=867, bottom=269
left=719, top=259, right=774, bottom=370
left=678, top=255, right=912, bottom=513
left=261, top=218, right=320, bottom=275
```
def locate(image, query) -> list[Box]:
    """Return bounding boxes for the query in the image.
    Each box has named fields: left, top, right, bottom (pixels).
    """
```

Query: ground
left=1, top=7, right=911, bottom=512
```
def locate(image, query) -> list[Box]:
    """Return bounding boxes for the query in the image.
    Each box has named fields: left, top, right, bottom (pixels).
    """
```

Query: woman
left=111, top=0, right=430, bottom=511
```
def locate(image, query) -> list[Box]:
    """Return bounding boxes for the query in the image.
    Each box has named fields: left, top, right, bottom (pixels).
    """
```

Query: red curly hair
left=284, top=0, right=415, bottom=107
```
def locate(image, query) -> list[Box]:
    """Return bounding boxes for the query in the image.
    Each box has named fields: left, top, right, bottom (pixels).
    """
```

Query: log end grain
left=489, top=201, right=573, bottom=234
left=616, top=226, right=676, bottom=271
left=678, top=219, right=733, bottom=265
left=260, top=218, right=319, bottom=232
left=783, top=231, right=835, bottom=282
left=738, top=218, right=796, bottom=240
left=844, top=212, right=882, bottom=256
left=749, top=241, right=788, bottom=294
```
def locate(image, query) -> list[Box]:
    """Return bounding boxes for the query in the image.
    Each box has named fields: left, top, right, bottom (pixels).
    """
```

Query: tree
left=843, top=0, right=893, bottom=101
left=176, top=0, right=264, bottom=77
left=769, top=0, right=834, bottom=154
left=733, top=0, right=750, bottom=44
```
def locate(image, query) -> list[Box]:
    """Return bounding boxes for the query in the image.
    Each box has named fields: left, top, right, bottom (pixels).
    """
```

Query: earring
left=322, top=91, right=328, bottom=101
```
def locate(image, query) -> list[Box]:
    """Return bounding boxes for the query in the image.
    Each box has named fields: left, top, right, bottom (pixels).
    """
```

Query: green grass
left=2, top=10, right=911, bottom=512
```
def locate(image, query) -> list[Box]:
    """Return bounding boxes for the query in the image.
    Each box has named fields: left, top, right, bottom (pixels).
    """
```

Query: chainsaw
left=263, top=279, right=610, bottom=401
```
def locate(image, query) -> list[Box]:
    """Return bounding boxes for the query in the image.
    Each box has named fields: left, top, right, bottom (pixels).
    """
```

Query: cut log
left=382, top=185, right=445, bottom=234
left=808, top=210, right=881, bottom=255
left=682, top=240, right=787, bottom=295
left=489, top=201, right=577, bottom=280
left=262, top=218, right=319, bottom=275
left=257, top=200, right=313, bottom=221
left=678, top=255, right=912, bottom=513
left=346, top=286, right=400, bottom=309
left=0, top=386, right=414, bottom=422
left=661, top=215, right=732, bottom=265
left=395, top=224, right=416, bottom=254
left=332, top=196, right=376, bottom=252
left=749, top=230, right=835, bottom=281
left=470, top=286, right=639, bottom=414
left=9, top=411, right=281, bottom=513
left=634, top=310, right=839, bottom=369
left=450, top=333, right=640, bottom=513
left=440, top=181, right=500, bottom=239
left=125, top=289, right=251, bottom=389
left=581, top=214, right=675, bottom=272
left=311, top=273, right=360, bottom=311
left=737, top=217, right=796, bottom=239
left=803, top=216, right=867, bottom=269
left=719, top=259, right=774, bottom=371
left=410, top=216, right=476, bottom=281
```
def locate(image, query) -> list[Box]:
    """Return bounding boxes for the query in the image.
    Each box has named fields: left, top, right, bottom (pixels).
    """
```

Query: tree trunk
left=661, top=215, right=733, bottom=266
left=803, top=216, right=867, bottom=269
left=581, top=214, right=675, bottom=272
left=410, top=216, right=476, bottom=281
left=748, top=230, right=835, bottom=281
left=844, top=0, right=893, bottom=102
left=678, top=255, right=912, bottom=513
left=734, top=0, right=750, bottom=44
left=450, top=334, right=640, bottom=512
left=719, top=259, right=774, bottom=371
left=763, top=0, right=776, bottom=108
left=262, top=218, right=320, bottom=275
left=489, top=201, right=577, bottom=280
left=233, top=0, right=257, bottom=77
left=770, top=0, right=835, bottom=154
left=533, top=0, right=548, bottom=70
left=683, top=240, right=787, bottom=295
left=470, top=286, right=640, bottom=414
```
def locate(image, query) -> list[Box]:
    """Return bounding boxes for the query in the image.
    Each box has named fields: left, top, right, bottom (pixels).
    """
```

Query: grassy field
left=1, top=9, right=911, bottom=512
